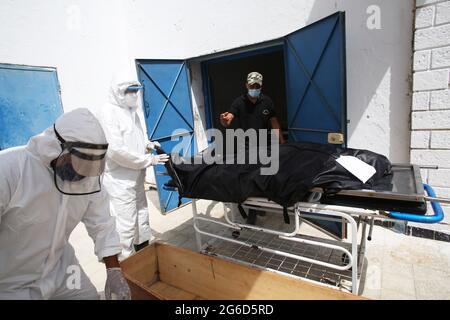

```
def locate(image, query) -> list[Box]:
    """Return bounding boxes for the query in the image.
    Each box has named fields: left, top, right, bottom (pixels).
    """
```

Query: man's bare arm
left=270, top=117, right=285, bottom=144
left=104, top=255, right=121, bottom=269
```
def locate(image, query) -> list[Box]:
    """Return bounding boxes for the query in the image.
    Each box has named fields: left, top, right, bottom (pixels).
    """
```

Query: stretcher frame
left=191, top=184, right=445, bottom=295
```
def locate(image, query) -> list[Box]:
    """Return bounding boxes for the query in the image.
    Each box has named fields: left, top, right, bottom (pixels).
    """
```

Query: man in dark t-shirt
left=220, top=72, right=285, bottom=145
left=219, top=72, right=285, bottom=224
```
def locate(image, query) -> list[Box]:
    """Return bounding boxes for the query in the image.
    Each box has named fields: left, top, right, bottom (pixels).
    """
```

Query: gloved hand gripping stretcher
left=155, top=142, right=448, bottom=294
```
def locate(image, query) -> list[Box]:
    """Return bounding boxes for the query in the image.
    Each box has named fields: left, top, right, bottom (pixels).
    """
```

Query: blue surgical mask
left=248, top=88, right=261, bottom=98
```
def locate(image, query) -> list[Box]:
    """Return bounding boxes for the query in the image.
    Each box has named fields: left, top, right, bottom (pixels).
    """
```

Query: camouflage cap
left=247, top=72, right=263, bottom=85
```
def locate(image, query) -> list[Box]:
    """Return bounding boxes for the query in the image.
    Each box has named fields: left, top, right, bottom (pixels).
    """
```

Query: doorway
left=202, top=46, right=288, bottom=140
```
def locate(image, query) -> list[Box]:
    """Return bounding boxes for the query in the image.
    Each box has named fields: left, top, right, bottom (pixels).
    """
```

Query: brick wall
left=412, top=0, right=450, bottom=231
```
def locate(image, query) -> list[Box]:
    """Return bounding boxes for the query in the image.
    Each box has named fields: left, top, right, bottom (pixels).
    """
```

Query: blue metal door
left=0, top=64, right=63, bottom=150
left=284, top=12, right=347, bottom=239
left=137, top=60, right=196, bottom=213
left=284, top=12, right=346, bottom=145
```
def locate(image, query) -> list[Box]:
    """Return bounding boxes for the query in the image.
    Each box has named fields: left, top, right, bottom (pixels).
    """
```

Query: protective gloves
left=105, top=268, right=131, bottom=300
left=146, top=140, right=161, bottom=152
left=148, top=153, right=170, bottom=166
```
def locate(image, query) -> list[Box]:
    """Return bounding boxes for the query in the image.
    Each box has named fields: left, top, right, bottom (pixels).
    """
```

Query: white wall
left=411, top=0, right=450, bottom=231
left=0, top=0, right=128, bottom=115
left=0, top=0, right=414, bottom=162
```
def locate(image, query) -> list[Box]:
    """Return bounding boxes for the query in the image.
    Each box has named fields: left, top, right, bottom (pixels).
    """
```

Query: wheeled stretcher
left=190, top=164, right=447, bottom=295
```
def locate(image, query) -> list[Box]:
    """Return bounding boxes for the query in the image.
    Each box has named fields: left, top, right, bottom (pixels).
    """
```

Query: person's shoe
left=134, top=241, right=149, bottom=252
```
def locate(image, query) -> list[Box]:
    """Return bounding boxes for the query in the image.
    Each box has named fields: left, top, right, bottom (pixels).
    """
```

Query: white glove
left=105, top=268, right=131, bottom=300
left=146, top=140, right=161, bottom=152
left=148, top=153, right=170, bottom=166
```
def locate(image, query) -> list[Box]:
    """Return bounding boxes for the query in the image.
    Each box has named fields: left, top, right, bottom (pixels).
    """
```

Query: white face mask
left=124, top=92, right=139, bottom=109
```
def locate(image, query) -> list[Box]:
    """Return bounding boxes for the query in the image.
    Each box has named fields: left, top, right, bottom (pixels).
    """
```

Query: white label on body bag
left=336, top=156, right=376, bottom=184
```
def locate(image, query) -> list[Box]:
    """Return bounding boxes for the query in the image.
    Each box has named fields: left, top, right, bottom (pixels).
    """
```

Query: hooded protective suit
left=98, top=80, right=160, bottom=260
left=0, top=108, right=122, bottom=299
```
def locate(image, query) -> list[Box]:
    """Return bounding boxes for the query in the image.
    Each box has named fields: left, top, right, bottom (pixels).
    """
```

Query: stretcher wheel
left=231, top=231, right=240, bottom=238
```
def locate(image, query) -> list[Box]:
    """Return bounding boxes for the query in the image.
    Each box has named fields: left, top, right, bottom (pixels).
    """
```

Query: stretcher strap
left=283, top=206, right=290, bottom=224
left=237, top=204, right=248, bottom=220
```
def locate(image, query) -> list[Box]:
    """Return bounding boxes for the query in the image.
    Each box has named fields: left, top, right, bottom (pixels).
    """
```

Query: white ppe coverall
left=0, top=108, right=122, bottom=299
left=98, top=81, right=156, bottom=260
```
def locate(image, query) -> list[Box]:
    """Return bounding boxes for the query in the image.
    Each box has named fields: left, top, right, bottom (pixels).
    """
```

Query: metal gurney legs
left=192, top=198, right=373, bottom=295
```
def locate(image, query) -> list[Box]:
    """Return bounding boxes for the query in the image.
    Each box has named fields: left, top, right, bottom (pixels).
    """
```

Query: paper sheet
left=336, top=155, right=376, bottom=184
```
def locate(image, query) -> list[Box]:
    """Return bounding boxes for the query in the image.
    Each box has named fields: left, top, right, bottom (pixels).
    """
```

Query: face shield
left=51, top=125, right=108, bottom=195
left=124, top=84, right=144, bottom=109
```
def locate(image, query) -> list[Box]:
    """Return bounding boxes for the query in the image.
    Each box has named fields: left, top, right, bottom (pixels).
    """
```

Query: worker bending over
left=0, top=108, right=130, bottom=299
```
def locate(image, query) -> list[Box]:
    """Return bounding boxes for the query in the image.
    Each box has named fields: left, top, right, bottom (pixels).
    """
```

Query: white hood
left=26, top=108, right=107, bottom=166
left=109, top=80, right=142, bottom=108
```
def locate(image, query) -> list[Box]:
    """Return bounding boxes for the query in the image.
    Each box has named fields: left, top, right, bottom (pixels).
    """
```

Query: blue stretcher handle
left=389, top=184, right=444, bottom=224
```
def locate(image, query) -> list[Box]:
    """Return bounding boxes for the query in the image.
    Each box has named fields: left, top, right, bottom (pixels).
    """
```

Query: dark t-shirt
left=228, top=94, right=276, bottom=131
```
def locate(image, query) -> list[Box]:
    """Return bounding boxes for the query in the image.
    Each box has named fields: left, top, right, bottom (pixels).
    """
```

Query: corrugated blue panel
left=0, top=64, right=63, bottom=150
left=284, top=12, right=347, bottom=145
left=137, top=60, right=196, bottom=213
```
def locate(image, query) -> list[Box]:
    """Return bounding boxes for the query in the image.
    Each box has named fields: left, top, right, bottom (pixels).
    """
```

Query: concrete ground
left=69, top=189, right=450, bottom=300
